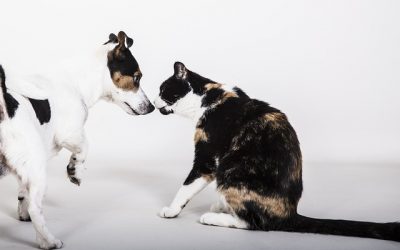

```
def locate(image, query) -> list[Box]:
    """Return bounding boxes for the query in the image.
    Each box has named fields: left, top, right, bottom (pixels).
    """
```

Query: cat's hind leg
left=210, top=195, right=230, bottom=213
left=200, top=190, right=248, bottom=229
left=199, top=212, right=248, bottom=229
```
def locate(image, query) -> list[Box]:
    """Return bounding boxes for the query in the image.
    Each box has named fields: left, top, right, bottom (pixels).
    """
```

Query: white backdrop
left=0, top=0, right=399, bottom=164
left=0, top=1, right=400, bottom=250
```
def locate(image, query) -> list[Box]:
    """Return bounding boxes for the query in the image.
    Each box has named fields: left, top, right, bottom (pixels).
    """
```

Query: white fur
left=199, top=212, right=248, bottom=229
left=159, top=177, right=209, bottom=218
left=154, top=89, right=205, bottom=123
left=172, top=90, right=205, bottom=122
left=0, top=44, right=151, bottom=249
left=210, top=195, right=230, bottom=213
left=153, top=96, right=168, bottom=109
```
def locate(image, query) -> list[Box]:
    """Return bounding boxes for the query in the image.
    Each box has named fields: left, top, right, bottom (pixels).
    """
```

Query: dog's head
left=104, top=31, right=154, bottom=115
left=154, top=62, right=205, bottom=119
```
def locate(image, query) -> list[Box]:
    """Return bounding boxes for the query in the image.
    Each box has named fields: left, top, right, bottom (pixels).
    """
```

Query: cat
left=153, top=61, right=400, bottom=242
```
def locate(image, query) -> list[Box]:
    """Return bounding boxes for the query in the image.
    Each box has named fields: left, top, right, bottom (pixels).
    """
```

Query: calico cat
left=154, top=62, right=400, bottom=242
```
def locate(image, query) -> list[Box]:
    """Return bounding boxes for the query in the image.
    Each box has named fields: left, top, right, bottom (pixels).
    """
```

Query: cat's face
left=154, top=62, right=203, bottom=120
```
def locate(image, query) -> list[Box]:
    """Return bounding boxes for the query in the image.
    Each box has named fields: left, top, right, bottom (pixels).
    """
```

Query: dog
left=0, top=31, right=154, bottom=249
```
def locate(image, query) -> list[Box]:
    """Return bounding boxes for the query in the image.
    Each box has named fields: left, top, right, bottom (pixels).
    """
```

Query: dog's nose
left=146, top=103, right=155, bottom=114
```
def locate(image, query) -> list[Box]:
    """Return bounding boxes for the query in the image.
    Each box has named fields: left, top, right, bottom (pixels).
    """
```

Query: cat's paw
left=199, top=212, right=219, bottom=225
left=38, top=238, right=63, bottom=250
left=159, top=206, right=181, bottom=218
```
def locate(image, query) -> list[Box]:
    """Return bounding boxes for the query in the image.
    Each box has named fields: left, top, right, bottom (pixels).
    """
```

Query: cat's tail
left=279, top=214, right=400, bottom=242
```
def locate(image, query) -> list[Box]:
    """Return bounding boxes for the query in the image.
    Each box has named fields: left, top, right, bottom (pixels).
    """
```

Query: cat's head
left=154, top=62, right=205, bottom=119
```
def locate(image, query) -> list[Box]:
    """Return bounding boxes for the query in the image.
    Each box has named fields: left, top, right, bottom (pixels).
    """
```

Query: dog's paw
left=67, top=164, right=82, bottom=186
left=68, top=175, right=81, bottom=186
left=38, top=239, right=63, bottom=250
left=18, top=199, right=31, bottom=222
left=159, top=206, right=181, bottom=218
left=18, top=215, right=31, bottom=222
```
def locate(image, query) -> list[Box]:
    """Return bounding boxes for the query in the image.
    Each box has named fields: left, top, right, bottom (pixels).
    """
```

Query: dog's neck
left=73, top=46, right=113, bottom=109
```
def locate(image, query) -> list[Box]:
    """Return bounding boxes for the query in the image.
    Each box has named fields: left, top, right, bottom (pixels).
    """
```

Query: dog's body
left=0, top=31, right=154, bottom=249
left=154, top=62, right=400, bottom=242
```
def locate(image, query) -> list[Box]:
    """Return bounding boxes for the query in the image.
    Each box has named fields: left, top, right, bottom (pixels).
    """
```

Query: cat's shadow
left=97, top=161, right=217, bottom=213
left=97, top=161, right=189, bottom=204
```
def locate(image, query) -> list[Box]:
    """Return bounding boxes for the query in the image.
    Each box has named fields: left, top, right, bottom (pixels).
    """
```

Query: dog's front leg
left=62, top=131, right=88, bottom=186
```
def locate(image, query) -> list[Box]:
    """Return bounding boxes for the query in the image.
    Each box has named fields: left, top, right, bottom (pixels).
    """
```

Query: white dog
left=0, top=31, right=154, bottom=249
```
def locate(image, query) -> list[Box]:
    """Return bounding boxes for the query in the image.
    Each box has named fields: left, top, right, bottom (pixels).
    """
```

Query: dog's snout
left=146, top=103, right=155, bottom=114
left=137, top=100, right=154, bottom=115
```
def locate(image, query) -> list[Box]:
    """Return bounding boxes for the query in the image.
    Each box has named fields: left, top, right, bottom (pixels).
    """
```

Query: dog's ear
left=174, top=62, right=187, bottom=79
left=126, top=35, right=134, bottom=48
left=103, top=33, right=118, bottom=45
left=117, top=31, right=134, bottom=49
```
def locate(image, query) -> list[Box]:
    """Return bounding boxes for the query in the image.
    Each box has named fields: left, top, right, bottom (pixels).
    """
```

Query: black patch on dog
left=107, top=48, right=140, bottom=81
left=1, top=65, right=19, bottom=118
left=0, top=65, right=5, bottom=95
left=106, top=31, right=141, bottom=89
left=4, top=93, right=19, bottom=118
left=28, top=98, right=51, bottom=125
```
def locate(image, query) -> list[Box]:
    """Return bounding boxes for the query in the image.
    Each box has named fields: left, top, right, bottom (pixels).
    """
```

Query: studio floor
left=0, top=155, right=399, bottom=250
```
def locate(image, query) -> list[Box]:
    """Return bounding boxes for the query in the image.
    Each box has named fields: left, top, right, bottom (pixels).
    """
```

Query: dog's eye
left=133, top=73, right=142, bottom=86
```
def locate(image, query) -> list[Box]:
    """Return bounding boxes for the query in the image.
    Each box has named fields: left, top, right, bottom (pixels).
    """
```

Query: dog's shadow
left=0, top=159, right=214, bottom=248
left=0, top=224, right=37, bottom=248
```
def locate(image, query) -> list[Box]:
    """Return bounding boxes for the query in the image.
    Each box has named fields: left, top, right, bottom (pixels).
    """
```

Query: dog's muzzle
left=146, top=104, right=155, bottom=114
left=124, top=102, right=155, bottom=115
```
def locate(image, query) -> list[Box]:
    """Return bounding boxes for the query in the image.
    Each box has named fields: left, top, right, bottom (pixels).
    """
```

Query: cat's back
left=227, top=97, right=301, bottom=163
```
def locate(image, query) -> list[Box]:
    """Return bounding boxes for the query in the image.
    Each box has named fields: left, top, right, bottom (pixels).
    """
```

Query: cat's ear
left=174, top=61, right=187, bottom=79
